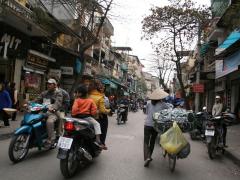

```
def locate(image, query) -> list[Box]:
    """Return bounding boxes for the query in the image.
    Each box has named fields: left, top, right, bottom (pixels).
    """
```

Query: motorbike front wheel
left=60, top=144, right=79, bottom=178
left=207, top=139, right=216, bottom=159
left=8, top=134, right=30, bottom=163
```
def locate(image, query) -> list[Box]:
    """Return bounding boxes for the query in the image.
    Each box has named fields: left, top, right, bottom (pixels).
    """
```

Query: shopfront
left=21, top=50, right=56, bottom=100
left=216, top=49, right=240, bottom=112
left=0, top=23, right=29, bottom=85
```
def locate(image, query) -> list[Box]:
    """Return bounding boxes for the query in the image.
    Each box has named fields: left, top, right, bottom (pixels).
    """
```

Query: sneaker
left=144, top=158, right=151, bottom=167
left=43, top=141, right=53, bottom=149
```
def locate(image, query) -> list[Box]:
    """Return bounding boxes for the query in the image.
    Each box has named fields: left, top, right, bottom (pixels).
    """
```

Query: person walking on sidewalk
left=144, top=88, right=169, bottom=167
left=0, top=82, right=12, bottom=126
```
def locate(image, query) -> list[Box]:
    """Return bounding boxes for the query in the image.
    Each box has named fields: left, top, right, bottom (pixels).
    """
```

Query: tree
left=148, top=53, right=174, bottom=90
left=142, top=0, right=210, bottom=109
left=40, top=0, right=114, bottom=94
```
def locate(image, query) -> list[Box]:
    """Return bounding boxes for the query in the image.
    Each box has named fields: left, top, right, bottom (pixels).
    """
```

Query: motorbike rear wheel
left=60, top=144, right=79, bottom=178
left=168, top=154, right=176, bottom=172
left=207, top=139, right=216, bottom=159
left=8, top=134, right=30, bottom=163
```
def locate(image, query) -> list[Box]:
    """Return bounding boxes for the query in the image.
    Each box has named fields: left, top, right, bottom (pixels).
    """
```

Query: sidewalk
left=0, top=112, right=23, bottom=140
left=225, top=123, right=240, bottom=167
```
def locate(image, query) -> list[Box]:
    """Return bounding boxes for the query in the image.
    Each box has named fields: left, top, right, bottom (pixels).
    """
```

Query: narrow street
left=0, top=111, right=239, bottom=180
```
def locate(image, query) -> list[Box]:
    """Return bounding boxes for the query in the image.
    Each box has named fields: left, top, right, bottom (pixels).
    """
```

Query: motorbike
left=57, top=117, right=102, bottom=178
left=205, top=112, right=236, bottom=159
left=188, top=107, right=210, bottom=140
left=8, top=102, right=58, bottom=163
left=116, top=104, right=127, bottom=124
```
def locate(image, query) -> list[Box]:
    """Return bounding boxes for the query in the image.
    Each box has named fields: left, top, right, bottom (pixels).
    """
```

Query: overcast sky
left=110, top=0, right=210, bottom=73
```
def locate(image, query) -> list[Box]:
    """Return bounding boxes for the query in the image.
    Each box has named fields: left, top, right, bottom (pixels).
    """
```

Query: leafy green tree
left=142, top=0, right=210, bottom=109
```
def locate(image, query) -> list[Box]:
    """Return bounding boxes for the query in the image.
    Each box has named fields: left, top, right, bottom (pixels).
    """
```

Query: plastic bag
left=160, top=122, right=188, bottom=154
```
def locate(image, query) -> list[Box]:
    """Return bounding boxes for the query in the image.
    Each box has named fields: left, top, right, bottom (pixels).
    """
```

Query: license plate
left=205, top=130, right=215, bottom=136
left=57, top=136, right=73, bottom=149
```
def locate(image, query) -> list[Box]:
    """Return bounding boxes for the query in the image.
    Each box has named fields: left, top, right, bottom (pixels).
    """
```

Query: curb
left=225, top=150, right=240, bottom=168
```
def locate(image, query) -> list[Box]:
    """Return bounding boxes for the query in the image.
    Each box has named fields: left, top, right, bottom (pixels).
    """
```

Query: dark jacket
left=34, top=89, right=63, bottom=111
left=0, top=90, right=12, bottom=110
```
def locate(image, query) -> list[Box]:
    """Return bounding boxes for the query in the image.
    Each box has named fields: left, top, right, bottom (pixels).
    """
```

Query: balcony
left=0, top=0, right=50, bottom=36
left=205, top=17, right=224, bottom=42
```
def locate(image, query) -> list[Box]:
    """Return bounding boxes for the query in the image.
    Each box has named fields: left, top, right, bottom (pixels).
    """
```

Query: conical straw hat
left=148, top=88, right=169, bottom=100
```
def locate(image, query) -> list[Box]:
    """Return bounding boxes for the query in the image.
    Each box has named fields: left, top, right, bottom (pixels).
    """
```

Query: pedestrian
left=9, top=82, right=18, bottom=121
left=0, top=82, right=12, bottom=126
left=144, top=88, right=169, bottom=167
left=88, top=80, right=111, bottom=150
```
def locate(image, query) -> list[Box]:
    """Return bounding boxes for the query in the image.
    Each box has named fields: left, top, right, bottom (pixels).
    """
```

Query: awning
left=29, top=50, right=56, bottom=62
left=99, top=78, right=117, bottom=89
left=215, top=31, right=240, bottom=56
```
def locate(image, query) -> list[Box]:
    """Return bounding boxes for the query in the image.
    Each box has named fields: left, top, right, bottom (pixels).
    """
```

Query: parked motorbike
left=205, top=112, right=236, bottom=159
left=116, top=104, right=127, bottom=124
left=57, top=117, right=102, bottom=178
left=189, top=107, right=210, bottom=140
left=8, top=102, right=58, bottom=163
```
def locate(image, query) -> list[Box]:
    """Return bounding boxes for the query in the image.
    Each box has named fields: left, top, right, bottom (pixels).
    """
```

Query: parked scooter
left=205, top=112, right=236, bottom=159
left=8, top=102, right=58, bottom=163
left=189, top=107, right=210, bottom=140
left=116, top=104, right=128, bottom=124
left=57, top=117, right=102, bottom=178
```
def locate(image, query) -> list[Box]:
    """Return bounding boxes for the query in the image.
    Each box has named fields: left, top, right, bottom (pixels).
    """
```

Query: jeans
left=144, top=126, right=158, bottom=160
left=0, top=110, right=10, bottom=126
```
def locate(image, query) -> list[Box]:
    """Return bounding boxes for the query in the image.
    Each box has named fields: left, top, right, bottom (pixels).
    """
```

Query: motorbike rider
left=34, top=78, right=63, bottom=148
left=117, top=95, right=129, bottom=121
left=212, top=96, right=227, bottom=147
left=72, top=84, right=104, bottom=149
left=144, top=88, right=169, bottom=167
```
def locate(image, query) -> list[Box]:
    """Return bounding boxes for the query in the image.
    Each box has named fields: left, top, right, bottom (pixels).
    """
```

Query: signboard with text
left=193, top=83, right=204, bottom=93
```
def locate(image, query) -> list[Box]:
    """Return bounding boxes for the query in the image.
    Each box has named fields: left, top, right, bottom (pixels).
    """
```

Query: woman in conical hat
left=144, top=88, right=170, bottom=167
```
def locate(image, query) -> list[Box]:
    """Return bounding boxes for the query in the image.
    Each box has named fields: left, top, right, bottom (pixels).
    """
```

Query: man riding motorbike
left=33, top=78, right=63, bottom=148
left=117, top=96, right=129, bottom=121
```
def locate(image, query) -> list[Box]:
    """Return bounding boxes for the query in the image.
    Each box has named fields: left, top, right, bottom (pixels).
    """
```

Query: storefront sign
left=61, top=66, right=73, bottom=75
left=193, top=83, right=204, bottom=93
left=26, top=51, right=48, bottom=70
left=0, top=23, right=30, bottom=59
left=49, top=69, right=61, bottom=79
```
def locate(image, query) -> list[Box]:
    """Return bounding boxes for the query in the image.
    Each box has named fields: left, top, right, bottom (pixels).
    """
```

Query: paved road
left=0, top=111, right=239, bottom=180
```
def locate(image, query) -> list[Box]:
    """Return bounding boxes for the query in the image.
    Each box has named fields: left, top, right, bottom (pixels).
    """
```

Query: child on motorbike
left=71, top=84, right=104, bottom=149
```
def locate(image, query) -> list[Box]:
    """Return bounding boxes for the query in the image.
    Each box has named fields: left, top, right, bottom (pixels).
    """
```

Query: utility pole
left=195, top=21, right=202, bottom=112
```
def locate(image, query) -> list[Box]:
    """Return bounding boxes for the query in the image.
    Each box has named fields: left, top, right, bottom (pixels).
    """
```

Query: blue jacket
left=0, top=90, right=12, bottom=110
